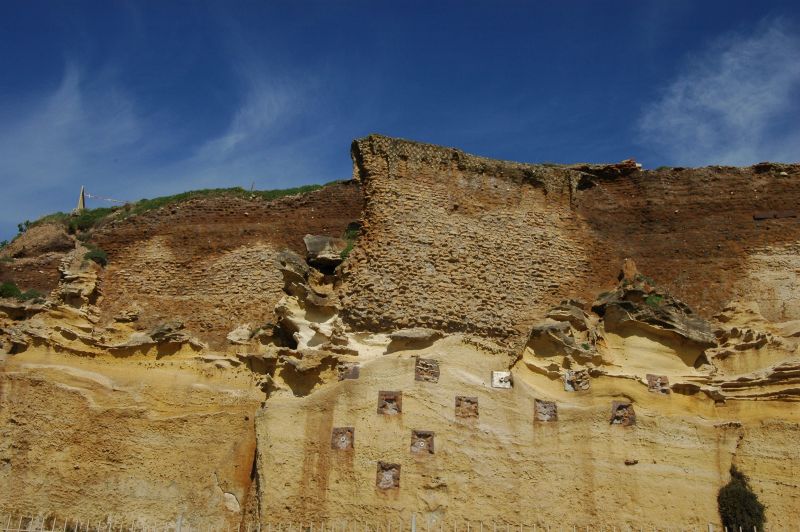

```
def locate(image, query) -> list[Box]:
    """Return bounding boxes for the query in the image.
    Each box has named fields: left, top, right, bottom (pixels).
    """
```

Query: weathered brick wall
left=341, top=136, right=596, bottom=342
left=575, top=164, right=800, bottom=321
left=91, top=182, right=363, bottom=346
left=341, top=135, right=800, bottom=343
left=0, top=223, right=75, bottom=295
left=0, top=254, right=64, bottom=295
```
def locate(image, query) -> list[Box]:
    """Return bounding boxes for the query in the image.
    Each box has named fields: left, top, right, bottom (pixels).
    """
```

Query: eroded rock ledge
left=342, top=135, right=800, bottom=342
left=2, top=135, right=800, bottom=530
left=522, top=259, right=800, bottom=403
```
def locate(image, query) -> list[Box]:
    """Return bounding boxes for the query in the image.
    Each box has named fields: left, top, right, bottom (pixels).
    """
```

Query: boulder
left=2, top=223, right=73, bottom=259
left=546, top=300, right=591, bottom=331
left=276, top=250, right=310, bottom=298
left=303, top=235, right=346, bottom=270
left=387, top=327, right=443, bottom=353
left=150, top=321, right=187, bottom=343
left=527, top=318, right=594, bottom=362
left=592, top=265, right=716, bottom=349
left=114, top=305, right=141, bottom=323
left=227, top=324, right=253, bottom=345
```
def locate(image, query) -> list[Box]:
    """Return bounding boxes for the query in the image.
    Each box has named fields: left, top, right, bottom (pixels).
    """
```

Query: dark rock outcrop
left=592, top=263, right=716, bottom=349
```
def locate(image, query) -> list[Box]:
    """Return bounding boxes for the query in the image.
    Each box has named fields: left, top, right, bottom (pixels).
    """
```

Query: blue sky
left=1, top=1, right=799, bottom=241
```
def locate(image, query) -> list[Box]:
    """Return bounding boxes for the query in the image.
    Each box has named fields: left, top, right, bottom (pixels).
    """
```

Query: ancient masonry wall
left=575, top=163, right=800, bottom=321
left=341, top=135, right=596, bottom=342
left=341, top=135, right=800, bottom=342
left=92, top=182, right=363, bottom=347
left=0, top=253, right=63, bottom=294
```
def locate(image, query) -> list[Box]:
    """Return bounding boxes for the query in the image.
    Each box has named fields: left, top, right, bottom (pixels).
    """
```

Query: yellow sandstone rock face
left=1, top=349, right=260, bottom=529
left=1, top=136, right=800, bottom=529
left=255, top=312, right=800, bottom=529
left=1, top=243, right=262, bottom=529
left=344, top=136, right=800, bottom=342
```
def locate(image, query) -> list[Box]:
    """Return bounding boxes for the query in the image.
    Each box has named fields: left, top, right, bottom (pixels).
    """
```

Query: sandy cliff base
left=256, top=336, right=800, bottom=529
left=0, top=349, right=261, bottom=529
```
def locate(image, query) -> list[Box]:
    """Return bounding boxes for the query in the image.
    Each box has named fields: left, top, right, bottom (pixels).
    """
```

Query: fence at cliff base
left=0, top=513, right=762, bottom=532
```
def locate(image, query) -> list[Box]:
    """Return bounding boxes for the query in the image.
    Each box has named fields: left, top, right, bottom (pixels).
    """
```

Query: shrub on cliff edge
left=718, top=466, right=766, bottom=532
left=0, top=282, right=43, bottom=302
left=68, top=207, right=115, bottom=234
left=0, top=281, right=22, bottom=299
left=340, top=222, right=361, bottom=259
left=84, top=247, right=108, bottom=267
left=19, top=289, right=44, bottom=301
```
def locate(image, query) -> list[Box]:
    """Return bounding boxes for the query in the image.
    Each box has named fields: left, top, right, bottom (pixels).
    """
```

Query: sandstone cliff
left=1, top=136, right=798, bottom=530
left=344, top=136, right=800, bottom=344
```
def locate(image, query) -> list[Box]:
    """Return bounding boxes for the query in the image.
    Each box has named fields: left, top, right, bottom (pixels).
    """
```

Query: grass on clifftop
left=124, top=183, right=328, bottom=217
left=27, top=183, right=336, bottom=235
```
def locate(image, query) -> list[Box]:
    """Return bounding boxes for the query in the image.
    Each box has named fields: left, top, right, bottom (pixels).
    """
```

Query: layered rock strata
left=342, top=136, right=800, bottom=344
left=1, top=136, right=799, bottom=529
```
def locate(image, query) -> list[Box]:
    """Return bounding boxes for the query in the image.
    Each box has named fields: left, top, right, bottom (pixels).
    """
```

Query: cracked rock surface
left=1, top=136, right=800, bottom=529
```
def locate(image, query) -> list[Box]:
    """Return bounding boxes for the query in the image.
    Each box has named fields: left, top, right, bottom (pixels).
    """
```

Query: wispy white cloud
left=638, top=18, right=800, bottom=166
left=0, top=63, right=144, bottom=188
left=0, top=55, right=343, bottom=240
left=0, top=63, right=152, bottom=236
left=168, top=66, right=329, bottom=190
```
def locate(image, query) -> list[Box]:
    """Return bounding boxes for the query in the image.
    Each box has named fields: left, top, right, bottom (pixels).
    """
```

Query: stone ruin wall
left=342, top=135, right=800, bottom=343
left=341, top=135, right=597, bottom=343
left=90, top=182, right=363, bottom=347
left=4, top=135, right=797, bottom=347
left=574, top=162, right=800, bottom=322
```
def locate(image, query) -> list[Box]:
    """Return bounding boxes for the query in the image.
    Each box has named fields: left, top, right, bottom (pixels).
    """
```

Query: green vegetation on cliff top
left=27, top=182, right=338, bottom=235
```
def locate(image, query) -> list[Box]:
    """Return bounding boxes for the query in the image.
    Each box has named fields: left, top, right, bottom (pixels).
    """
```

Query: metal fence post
left=412, top=514, right=416, bottom=532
